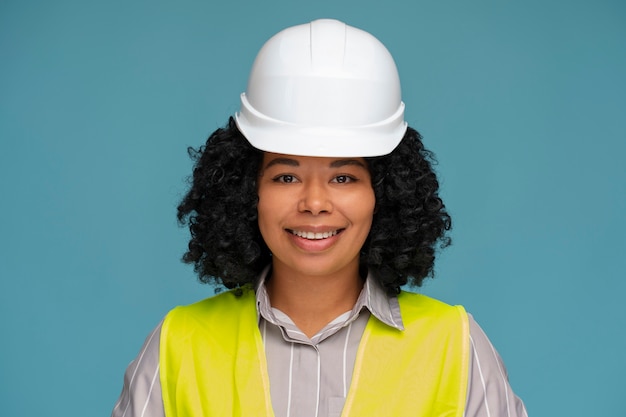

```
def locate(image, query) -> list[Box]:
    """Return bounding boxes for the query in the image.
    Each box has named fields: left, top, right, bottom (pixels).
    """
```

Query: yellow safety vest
left=160, top=288, right=469, bottom=417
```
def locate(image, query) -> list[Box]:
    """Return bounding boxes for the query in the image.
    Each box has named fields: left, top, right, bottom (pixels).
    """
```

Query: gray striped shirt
left=111, top=271, right=527, bottom=417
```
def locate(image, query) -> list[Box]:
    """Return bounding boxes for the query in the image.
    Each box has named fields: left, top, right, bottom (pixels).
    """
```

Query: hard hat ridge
left=235, top=19, right=407, bottom=157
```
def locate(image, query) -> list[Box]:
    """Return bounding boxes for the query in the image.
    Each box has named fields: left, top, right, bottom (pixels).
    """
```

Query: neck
left=265, top=263, right=364, bottom=338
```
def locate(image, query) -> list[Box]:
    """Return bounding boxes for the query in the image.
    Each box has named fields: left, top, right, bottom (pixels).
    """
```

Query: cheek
left=256, top=196, right=272, bottom=235
left=256, top=190, right=285, bottom=245
left=346, top=187, right=376, bottom=229
left=256, top=183, right=273, bottom=222
left=358, top=196, right=375, bottom=220
left=362, top=186, right=376, bottom=214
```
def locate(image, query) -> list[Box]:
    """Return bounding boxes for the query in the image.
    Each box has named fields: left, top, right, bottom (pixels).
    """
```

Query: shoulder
left=165, top=286, right=256, bottom=325
left=397, top=291, right=468, bottom=326
left=111, top=322, right=165, bottom=417
left=465, top=314, right=529, bottom=417
left=161, top=287, right=258, bottom=349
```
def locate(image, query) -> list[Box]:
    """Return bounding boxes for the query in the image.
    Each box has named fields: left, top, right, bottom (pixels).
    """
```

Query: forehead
left=261, top=152, right=369, bottom=170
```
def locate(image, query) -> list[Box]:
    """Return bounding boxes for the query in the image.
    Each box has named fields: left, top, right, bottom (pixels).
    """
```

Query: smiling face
left=257, top=152, right=376, bottom=280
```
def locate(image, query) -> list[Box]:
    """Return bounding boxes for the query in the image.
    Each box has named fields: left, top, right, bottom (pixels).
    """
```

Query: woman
left=111, top=19, right=527, bottom=417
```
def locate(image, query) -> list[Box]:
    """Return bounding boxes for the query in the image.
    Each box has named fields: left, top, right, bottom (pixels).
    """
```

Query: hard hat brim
left=235, top=93, right=407, bottom=158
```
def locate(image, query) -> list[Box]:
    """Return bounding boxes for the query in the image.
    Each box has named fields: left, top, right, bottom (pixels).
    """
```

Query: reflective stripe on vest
left=160, top=288, right=469, bottom=417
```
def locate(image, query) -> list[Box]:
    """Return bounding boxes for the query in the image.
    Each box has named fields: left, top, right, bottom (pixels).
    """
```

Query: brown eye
left=332, top=175, right=356, bottom=184
left=273, top=175, right=296, bottom=183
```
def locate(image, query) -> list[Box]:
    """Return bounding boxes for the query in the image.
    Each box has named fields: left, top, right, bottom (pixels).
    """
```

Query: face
left=257, top=153, right=376, bottom=279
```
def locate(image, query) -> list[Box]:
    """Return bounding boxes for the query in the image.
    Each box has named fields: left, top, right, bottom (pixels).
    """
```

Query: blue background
left=1, top=1, right=624, bottom=416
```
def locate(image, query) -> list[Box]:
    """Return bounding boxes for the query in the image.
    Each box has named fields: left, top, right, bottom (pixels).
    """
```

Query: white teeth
left=291, top=230, right=338, bottom=240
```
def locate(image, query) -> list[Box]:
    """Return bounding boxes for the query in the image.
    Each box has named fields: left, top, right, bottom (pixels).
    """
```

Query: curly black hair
left=177, top=117, right=451, bottom=295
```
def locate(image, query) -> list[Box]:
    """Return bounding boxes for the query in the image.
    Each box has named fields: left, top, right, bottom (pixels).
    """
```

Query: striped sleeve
left=110, top=322, right=165, bottom=417
left=465, top=316, right=528, bottom=417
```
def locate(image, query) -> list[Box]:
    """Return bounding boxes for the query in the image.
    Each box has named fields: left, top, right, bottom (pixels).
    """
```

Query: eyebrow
left=329, top=159, right=367, bottom=169
left=264, top=157, right=300, bottom=169
left=264, top=157, right=367, bottom=169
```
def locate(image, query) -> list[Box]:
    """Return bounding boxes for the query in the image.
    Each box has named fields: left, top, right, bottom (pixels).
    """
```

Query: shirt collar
left=255, top=266, right=404, bottom=331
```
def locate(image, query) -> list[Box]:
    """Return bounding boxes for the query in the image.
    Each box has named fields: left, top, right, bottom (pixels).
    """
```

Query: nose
left=298, top=181, right=332, bottom=215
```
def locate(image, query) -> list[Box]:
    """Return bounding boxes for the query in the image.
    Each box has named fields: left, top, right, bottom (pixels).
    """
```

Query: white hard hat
left=235, top=19, right=407, bottom=157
